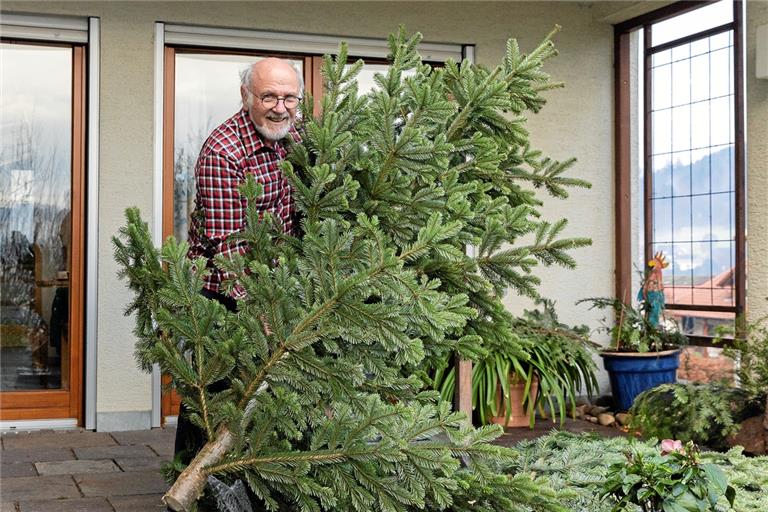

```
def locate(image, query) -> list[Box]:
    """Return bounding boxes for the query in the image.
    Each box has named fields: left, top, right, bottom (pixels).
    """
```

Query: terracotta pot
left=490, top=375, right=539, bottom=428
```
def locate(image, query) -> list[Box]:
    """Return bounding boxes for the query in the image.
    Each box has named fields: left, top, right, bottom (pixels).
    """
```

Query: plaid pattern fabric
left=188, top=109, right=300, bottom=298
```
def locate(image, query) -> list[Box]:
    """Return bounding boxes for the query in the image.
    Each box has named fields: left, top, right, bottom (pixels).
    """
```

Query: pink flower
left=660, top=439, right=684, bottom=455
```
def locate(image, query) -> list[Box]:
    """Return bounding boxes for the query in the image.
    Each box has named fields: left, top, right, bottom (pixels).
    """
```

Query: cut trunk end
left=163, top=427, right=235, bottom=511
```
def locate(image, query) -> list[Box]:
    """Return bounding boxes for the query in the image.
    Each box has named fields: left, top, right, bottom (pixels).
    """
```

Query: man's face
left=242, top=60, right=300, bottom=141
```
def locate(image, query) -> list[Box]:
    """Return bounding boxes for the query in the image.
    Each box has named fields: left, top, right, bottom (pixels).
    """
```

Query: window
left=615, top=1, right=744, bottom=343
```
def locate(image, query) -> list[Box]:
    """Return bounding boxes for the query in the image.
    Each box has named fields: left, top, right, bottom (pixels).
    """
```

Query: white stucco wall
left=747, top=0, right=768, bottom=323
left=2, top=1, right=763, bottom=428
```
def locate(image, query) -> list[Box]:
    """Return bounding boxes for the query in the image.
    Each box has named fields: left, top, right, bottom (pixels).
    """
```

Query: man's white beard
left=254, top=119, right=291, bottom=141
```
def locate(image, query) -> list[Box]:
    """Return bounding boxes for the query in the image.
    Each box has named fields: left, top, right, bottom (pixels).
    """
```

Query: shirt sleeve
left=195, top=150, right=249, bottom=261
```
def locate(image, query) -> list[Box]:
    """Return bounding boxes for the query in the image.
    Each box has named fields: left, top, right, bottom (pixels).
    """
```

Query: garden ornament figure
left=638, top=251, right=668, bottom=327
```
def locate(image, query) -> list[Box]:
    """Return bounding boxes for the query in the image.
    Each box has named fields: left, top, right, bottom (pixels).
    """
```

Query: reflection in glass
left=1, top=43, right=72, bottom=391
left=173, top=54, right=304, bottom=242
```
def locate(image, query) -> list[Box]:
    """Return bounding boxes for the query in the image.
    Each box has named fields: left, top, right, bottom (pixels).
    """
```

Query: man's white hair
left=239, top=60, right=304, bottom=105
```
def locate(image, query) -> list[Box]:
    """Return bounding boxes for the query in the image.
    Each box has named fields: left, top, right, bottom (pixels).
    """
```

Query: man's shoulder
left=200, top=112, right=248, bottom=161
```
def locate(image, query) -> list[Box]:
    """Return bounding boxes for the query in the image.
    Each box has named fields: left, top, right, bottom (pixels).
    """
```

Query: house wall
left=2, top=1, right=616, bottom=427
left=2, top=1, right=763, bottom=428
left=746, top=0, right=768, bottom=323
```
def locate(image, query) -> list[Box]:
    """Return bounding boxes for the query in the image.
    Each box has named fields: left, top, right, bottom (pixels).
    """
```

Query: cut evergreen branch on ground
left=114, top=26, right=590, bottom=511
left=511, top=431, right=768, bottom=512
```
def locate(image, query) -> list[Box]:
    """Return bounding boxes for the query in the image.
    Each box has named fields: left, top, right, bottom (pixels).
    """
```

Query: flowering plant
left=601, top=440, right=736, bottom=511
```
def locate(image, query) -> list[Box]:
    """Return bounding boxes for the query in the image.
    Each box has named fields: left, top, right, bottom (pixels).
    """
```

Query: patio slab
left=74, top=470, right=169, bottom=497
left=109, top=493, right=167, bottom=511
left=35, top=459, right=119, bottom=476
left=17, top=497, right=113, bottom=512
left=0, top=474, right=81, bottom=502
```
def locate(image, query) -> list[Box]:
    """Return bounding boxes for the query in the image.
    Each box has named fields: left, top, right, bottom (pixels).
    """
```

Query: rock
left=586, top=415, right=599, bottom=424
left=574, top=404, right=590, bottom=419
left=598, top=413, right=616, bottom=426
left=616, top=413, right=632, bottom=426
left=727, top=416, right=767, bottom=455
left=588, top=406, right=609, bottom=416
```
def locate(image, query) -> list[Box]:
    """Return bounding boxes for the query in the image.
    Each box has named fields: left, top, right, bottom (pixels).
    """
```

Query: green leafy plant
left=578, top=297, right=687, bottom=353
left=629, top=383, right=761, bottom=449
left=434, top=300, right=599, bottom=426
left=718, top=316, right=768, bottom=416
left=601, top=440, right=735, bottom=512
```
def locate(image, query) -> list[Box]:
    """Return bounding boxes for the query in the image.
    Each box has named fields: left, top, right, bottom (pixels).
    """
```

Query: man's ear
left=240, top=86, right=249, bottom=108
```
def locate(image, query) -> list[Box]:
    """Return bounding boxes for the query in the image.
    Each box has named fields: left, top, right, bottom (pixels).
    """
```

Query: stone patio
left=0, top=419, right=622, bottom=511
left=1, top=428, right=174, bottom=512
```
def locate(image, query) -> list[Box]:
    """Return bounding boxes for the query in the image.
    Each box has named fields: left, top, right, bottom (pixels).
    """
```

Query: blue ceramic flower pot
left=600, top=349, right=680, bottom=412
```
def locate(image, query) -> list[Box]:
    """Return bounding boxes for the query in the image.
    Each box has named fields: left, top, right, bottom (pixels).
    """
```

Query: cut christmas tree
left=114, top=27, right=590, bottom=511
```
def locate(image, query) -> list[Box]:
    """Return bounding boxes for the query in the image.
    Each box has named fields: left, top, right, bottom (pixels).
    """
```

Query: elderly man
left=174, top=57, right=302, bottom=468
left=187, top=56, right=303, bottom=309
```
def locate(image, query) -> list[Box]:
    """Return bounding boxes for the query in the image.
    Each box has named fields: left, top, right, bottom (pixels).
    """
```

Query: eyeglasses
left=255, top=94, right=302, bottom=109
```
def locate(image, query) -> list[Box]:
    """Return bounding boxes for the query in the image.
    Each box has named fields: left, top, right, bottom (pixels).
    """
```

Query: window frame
left=614, top=0, right=745, bottom=346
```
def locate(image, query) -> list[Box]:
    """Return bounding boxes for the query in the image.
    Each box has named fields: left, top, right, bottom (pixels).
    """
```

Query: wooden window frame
left=0, top=41, right=87, bottom=422
left=614, top=1, right=745, bottom=346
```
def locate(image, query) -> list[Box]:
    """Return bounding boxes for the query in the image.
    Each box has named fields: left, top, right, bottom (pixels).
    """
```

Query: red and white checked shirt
left=187, top=108, right=300, bottom=298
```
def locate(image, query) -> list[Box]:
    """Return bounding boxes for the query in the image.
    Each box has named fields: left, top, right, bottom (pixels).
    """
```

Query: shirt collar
left=237, top=108, right=301, bottom=157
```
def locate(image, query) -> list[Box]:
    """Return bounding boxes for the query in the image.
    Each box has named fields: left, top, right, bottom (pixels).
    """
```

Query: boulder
left=615, top=413, right=632, bottom=426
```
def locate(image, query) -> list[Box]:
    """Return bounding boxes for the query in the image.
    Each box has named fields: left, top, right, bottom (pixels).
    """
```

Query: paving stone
left=74, top=444, right=156, bottom=460
left=1, top=432, right=116, bottom=450
left=36, top=459, right=119, bottom=476
left=109, top=494, right=166, bottom=511
left=0, top=462, right=36, bottom=478
left=114, top=457, right=164, bottom=472
left=18, top=497, right=112, bottom=512
left=75, top=470, right=168, bottom=497
left=111, top=428, right=175, bottom=447
left=0, top=475, right=80, bottom=501
left=147, top=442, right=173, bottom=458
left=0, top=447, right=75, bottom=463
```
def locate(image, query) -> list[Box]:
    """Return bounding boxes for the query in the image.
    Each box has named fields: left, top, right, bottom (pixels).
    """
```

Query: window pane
left=710, top=48, right=730, bottom=97
left=652, top=109, right=671, bottom=154
left=173, top=54, right=304, bottom=242
left=691, top=195, right=711, bottom=241
left=673, top=196, right=691, bottom=241
left=671, top=58, right=690, bottom=106
left=672, top=151, right=691, bottom=196
left=710, top=97, right=731, bottom=146
left=652, top=154, right=672, bottom=198
left=651, top=1, right=733, bottom=47
left=652, top=198, right=672, bottom=242
left=690, top=54, right=709, bottom=103
left=690, top=100, right=710, bottom=148
left=652, top=64, right=671, bottom=110
left=671, top=105, right=690, bottom=152
left=344, top=62, right=417, bottom=96
left=1, top=43, right=72, bottom=391
left=690, top=148, right=710, bottom=195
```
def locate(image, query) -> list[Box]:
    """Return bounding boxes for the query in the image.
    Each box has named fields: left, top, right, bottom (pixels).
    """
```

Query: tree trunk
left=163, top=426, right=235, bottom=512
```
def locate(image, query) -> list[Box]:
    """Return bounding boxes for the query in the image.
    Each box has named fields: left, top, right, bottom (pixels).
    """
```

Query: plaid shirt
left=187, top=109, right=300, bottom=298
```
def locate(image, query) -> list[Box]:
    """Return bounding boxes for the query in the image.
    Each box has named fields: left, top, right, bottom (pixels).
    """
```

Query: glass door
left=0, top=41, right=86, bottom=422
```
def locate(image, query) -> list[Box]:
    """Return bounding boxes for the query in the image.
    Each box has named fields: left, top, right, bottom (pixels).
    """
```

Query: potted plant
left=579, top=253, right=687, bottom=411
left=434, top=300, right=599, bottom=427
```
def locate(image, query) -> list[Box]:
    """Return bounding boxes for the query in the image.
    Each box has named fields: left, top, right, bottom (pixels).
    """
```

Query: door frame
left=0, top=42, right=87, bottom=423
